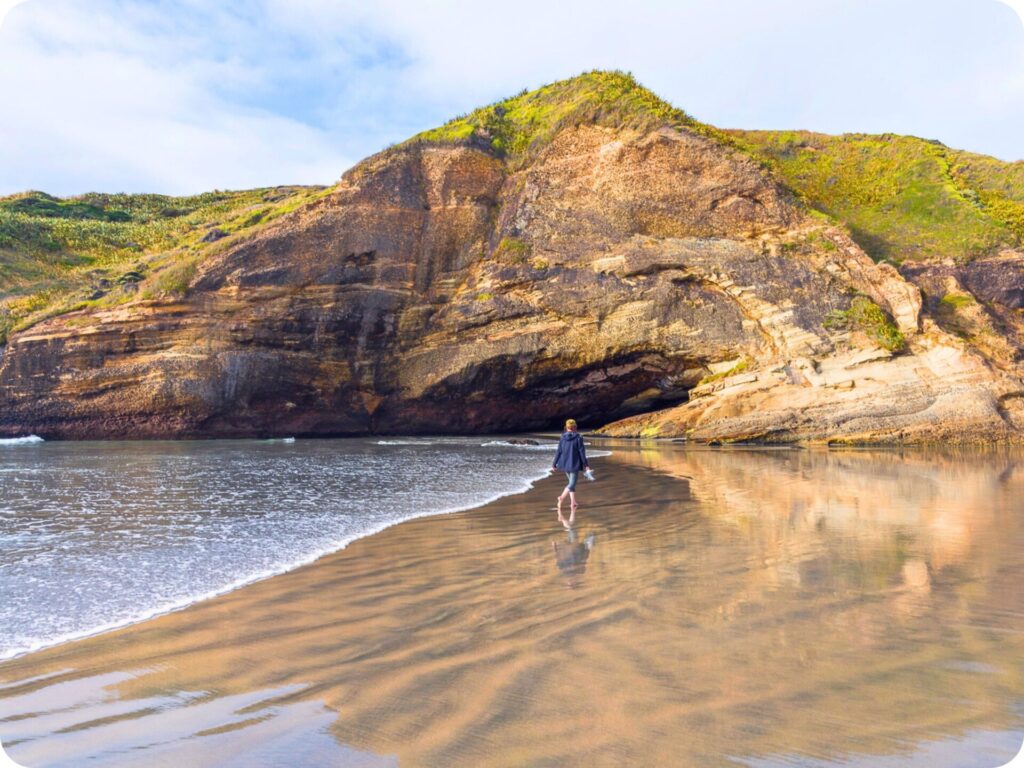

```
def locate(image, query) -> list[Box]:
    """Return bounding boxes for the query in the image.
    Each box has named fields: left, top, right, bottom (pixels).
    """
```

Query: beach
left=2, top=443, right=1023, bottom=767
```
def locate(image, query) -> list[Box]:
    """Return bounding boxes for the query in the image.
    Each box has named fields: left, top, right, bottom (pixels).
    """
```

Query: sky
left=0, top=0, right=1022, bottom=197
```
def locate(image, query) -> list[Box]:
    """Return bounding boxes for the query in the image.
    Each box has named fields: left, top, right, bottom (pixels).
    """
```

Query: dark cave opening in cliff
left=358, top=351, right=698, bottom=437
left=489, top=353, right=699, bottom=434
left=546, top=387, right=693, bottom=432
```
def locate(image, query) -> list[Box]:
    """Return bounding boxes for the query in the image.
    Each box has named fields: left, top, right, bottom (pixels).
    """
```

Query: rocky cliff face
left=2, top=73, right=1023, bottom=442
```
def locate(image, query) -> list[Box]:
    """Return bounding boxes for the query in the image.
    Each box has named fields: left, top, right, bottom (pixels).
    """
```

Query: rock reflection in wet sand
left=1, top=445, right=1023, bottom=767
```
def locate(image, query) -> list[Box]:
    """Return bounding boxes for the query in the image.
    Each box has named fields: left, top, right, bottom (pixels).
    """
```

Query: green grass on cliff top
left=409, top=70, right=731, bottom=164
left=731, top=130, right=1024, bottom=264
left=0, top=186, right=324, bottom=344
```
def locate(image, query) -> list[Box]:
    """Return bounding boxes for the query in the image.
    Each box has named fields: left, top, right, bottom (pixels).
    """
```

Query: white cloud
left=0, top=0, right=1022, bottom=196
left=0, top=0, right=28, bottom=25
left=0, top=0, right=353, bottom=195
left=998, top=0, right=1024, bottom=26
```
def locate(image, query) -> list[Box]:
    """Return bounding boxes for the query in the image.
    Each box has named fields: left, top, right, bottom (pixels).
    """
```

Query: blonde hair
left=565, top=419, right=578, bottom=431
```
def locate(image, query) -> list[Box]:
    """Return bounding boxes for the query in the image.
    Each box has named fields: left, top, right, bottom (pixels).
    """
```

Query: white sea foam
left=480, top=440, right=556, bottom=451
left=479, top=440, right=614, bottom=458
left=0, top=437, right=558, bottom=661
left=0, top=435, right=44, bottom=446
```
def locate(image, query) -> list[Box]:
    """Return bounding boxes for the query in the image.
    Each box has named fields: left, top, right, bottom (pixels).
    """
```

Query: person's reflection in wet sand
left=553, top=511, right=596, bottom=588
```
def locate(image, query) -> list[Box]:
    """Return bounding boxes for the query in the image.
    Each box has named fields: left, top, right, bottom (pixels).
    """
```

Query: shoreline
left=6, top=432, right=1024, bottom=452
left=0, top=437, right=573, bottom=663
left=3, top=435, right=1021, bottom=664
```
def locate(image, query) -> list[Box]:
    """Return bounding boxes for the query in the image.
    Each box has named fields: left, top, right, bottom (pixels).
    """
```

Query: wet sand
left=2, top=444, right=1024, bottom=767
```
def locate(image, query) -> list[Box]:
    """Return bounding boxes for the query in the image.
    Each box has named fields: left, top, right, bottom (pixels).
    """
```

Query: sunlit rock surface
left=1, top=75, right=1022, bottom=441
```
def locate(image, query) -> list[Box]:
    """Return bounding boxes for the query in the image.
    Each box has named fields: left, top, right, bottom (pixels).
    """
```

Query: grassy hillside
left=409, top=70, right=734, bottom=165
left=0, top=186, right=326, bottom=344
left=732, top=130, right=1024, bottom=264
left=949, top=149, right=1024, bottom=243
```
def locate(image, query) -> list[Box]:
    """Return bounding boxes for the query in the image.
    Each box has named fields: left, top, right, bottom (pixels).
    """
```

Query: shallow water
left=0, top=438, right=562, bottom=660
left=1, top=443, right=1023, bottom=767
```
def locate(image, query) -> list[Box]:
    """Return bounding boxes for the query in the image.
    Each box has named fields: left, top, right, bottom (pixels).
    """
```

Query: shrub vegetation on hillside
left=731, top=130, right=1024, bottom=264
left=0, top=186, right=326, bottom=343
left=825, top=295, right=906, bottom=352
left=409, top=70, right=733, bottom=166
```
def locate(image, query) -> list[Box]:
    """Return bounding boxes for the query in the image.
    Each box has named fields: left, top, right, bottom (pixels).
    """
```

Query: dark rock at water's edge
left=2, top=72, right=1024, bottom=443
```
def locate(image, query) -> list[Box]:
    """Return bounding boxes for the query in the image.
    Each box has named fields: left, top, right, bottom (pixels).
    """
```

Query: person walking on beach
left=552, top=419, right=590, bottom=513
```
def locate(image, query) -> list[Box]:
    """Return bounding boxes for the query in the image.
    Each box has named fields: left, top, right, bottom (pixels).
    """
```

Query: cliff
left=1, top=71, right=1023, bottom=442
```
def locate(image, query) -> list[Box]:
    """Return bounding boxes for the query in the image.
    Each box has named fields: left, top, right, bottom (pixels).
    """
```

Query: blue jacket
left=553, top=431, right=589, bottom=472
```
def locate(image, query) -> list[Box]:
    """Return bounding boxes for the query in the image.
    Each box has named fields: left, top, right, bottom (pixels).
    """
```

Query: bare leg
left=569, top=491, right=578, bottom=509
left=557, top=488, right=568, bottom=513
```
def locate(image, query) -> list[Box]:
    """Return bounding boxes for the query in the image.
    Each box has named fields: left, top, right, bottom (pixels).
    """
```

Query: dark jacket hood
left=560, top=431, right=583, bottom=447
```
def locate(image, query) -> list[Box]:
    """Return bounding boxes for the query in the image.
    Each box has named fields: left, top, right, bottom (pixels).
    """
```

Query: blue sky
left=0, top=0, right=1022, bottom=196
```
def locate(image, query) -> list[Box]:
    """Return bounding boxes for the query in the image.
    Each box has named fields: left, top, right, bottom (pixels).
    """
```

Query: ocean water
left=0, top=436, right=580, bottom=660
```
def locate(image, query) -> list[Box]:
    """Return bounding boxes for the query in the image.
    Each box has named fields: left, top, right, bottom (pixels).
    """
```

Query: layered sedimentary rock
left=2, top=76, right=1023, bottom=442
left=601, top=245, right=1024, bottom=443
